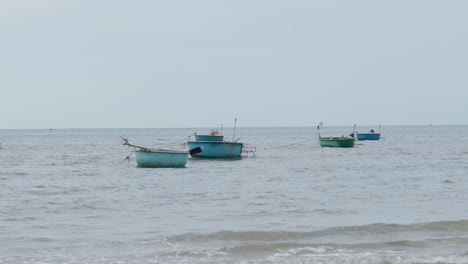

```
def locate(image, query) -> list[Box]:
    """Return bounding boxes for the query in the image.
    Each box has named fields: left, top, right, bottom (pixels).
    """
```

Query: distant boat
left=317, top=123, right=355, bottom=148
left=319, top=136, right=355, bottom=148
left=355, top=125, right=381, bottom=141
left=122, top=137, right=201, bottom=168
left=356, top=132, right=381, bottom=141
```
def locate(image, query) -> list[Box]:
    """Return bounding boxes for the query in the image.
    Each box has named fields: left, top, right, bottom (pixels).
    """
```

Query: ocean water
left=1, top=125, right=468, bottom=264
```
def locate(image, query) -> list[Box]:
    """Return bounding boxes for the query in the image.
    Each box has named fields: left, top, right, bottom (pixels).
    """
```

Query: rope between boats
left=159, top=133, right=196, bottom=148
left=263, top=138, right=317, bottom=150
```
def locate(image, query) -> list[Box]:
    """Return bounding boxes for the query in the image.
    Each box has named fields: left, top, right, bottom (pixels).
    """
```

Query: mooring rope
left=111, top=151, right=135, bottom=166
left=142, top=133, right=196, bottom=149
left=159, top=135, right=193, bottom=148
left=263, top=138, right=318, bottom=150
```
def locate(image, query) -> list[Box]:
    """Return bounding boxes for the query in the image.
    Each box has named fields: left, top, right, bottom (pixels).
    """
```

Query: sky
left=1, top=0, right=467, bottom=129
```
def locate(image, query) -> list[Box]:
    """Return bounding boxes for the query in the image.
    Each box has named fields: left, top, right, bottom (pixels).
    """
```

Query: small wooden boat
left=122, top=137, right=201, bottom=168
left=319, top=136, right=355, bottom=148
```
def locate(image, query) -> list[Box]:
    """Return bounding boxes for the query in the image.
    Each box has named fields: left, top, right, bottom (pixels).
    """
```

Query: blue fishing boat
left=356, top=132, right=381, bottom=141
left=135, top=149, right=189, bottom=168
left=187, top=120, right=243, bottom=159
left=187, top=139, right=243, bottom=159
left=355, top=125, right=381, bottom=141
left=122, top=137, right=201, bottom=168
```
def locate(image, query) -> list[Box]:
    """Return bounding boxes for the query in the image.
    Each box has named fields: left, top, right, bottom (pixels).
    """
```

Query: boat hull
left=135, top=150, right=188, bottom=168
left=319, top=137, right=355, bottom=148
left=187, top=141, right=243, bottom=158
left=356, top=133, right=381, bottom=141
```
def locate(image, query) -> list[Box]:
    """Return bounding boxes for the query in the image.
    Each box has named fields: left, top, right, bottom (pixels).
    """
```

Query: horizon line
left=0, top=123, right=467, bottom=130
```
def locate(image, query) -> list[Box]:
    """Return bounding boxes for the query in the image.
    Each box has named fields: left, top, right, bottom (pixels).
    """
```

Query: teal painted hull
left=187, top=141, right=243, bottom=158
left=319, top=137, right=355, bottom=148
left=135, top=149, right=188, bottom=168
left=357, top=133, right=381, bottom=141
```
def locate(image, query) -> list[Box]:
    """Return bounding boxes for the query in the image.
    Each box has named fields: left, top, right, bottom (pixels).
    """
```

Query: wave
left=160, top=219, right=468, bottom=260
left=165, top=219, right=468, bottom=243
left=160, top=236, right=468, bottom=257
left=3, top=248, right=468, bottom=264
left=4, top=220, right=468, bottom=264
left=154, top=236, right=468, bottom=264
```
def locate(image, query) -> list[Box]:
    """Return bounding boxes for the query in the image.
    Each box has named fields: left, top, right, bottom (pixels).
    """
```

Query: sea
left=1, top=125, right=468, bottom=264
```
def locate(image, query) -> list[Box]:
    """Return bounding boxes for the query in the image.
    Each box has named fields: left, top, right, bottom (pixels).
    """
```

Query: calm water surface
left=1, top=126, right=468, bottom=263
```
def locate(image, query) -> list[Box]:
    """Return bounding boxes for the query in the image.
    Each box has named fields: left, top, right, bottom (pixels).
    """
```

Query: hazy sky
left=1, top=0, right=467, bottom=129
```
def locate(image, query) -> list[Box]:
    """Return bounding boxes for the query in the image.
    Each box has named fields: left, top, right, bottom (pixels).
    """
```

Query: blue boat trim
left=194, top=135, right=224, bottom=142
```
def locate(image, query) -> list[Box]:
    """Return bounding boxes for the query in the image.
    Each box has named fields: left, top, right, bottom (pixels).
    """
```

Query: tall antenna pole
left=232, top=118, right=237, bottom=142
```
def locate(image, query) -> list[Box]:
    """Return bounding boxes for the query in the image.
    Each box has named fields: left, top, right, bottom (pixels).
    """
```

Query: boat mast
left=232, top=118, right=237, bottom=142
left=317, top=122, right=322, bottom=138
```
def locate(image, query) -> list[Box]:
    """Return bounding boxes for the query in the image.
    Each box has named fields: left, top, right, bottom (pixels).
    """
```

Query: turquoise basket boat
left=188, top=134, right=243, bottom=159
left=319, top=136, right=355, bottom=148
left=135, top=149, right=189, bottom=168
left=354, top=125, right=381, bottom=141
left=122, top=137, right=200, bottom=168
